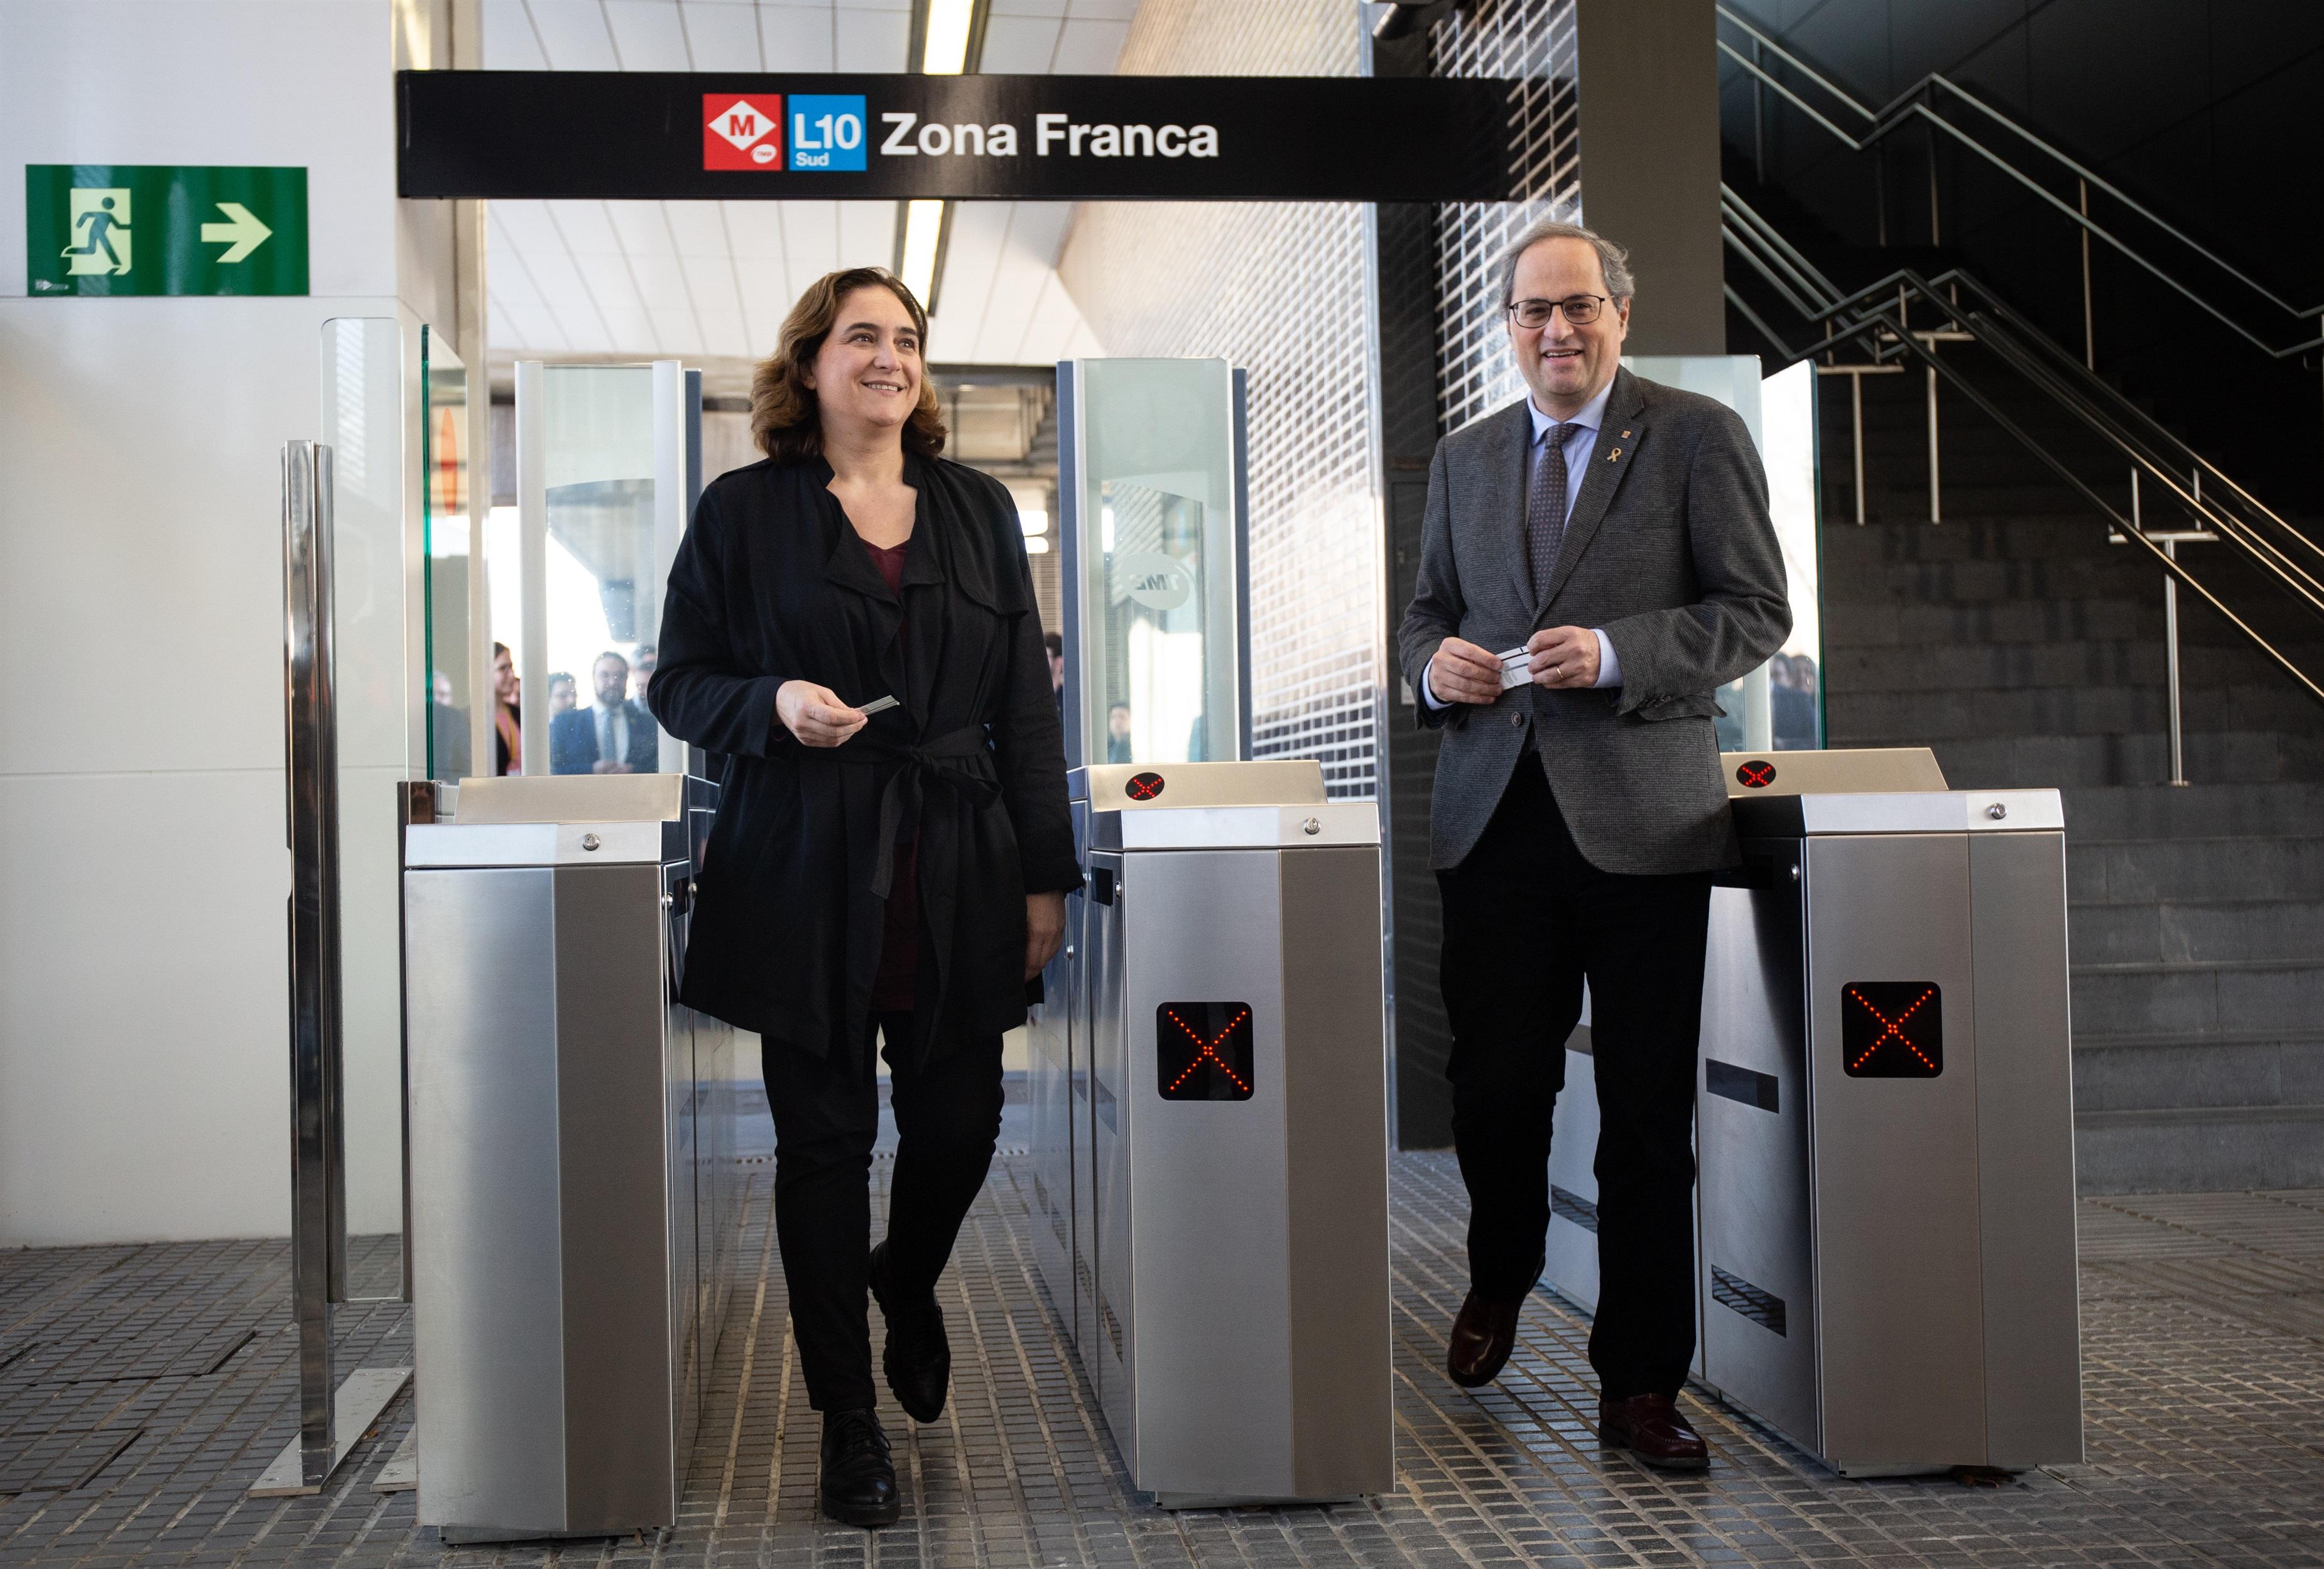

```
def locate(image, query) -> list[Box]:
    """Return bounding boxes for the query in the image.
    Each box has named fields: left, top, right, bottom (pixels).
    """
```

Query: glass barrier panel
left=420, top=326, right=474, bottom=784
left=319, top=315, right=411, bottom=1255
left=1072, top=359, right=1241, bottom=768
left=538, top=364, right=670, bottom=777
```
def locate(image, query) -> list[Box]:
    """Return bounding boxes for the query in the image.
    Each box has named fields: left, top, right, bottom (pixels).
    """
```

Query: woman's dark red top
left=862, top=537, right=918, bottom=1011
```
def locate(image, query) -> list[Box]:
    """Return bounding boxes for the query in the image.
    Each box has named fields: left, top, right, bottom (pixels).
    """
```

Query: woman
left=648, top=268, right=1075, bottom=1528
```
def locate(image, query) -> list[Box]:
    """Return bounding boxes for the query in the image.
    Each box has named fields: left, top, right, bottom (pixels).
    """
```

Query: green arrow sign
left=26, top=165, right=308, bottom=296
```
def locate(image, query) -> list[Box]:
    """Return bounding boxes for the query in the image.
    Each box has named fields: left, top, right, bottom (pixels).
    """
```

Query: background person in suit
left=1398, top=218, right=1789, bottom=1471
left=550, top=651, right=660, bottom=774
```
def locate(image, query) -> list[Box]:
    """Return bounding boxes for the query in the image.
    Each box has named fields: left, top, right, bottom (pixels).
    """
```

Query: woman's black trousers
left=761, top=1014, right=1005, bottom=1412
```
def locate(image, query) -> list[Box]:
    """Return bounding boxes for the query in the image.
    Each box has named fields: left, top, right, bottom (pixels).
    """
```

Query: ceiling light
left=1018, top=508, right=1050, bottom=536
left=922, top=0, right=977, bottom=73
left=898, top=199, right=947, bottom=310
left=1024, top=536, right=1051, bottom=554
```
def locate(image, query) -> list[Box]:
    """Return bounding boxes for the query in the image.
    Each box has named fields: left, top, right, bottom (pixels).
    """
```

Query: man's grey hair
left=1496, top=217, right=1635, bottom=309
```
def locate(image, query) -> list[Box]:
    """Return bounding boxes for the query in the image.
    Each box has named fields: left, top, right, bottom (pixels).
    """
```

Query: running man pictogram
left=63, top=188, right=132, bottom=276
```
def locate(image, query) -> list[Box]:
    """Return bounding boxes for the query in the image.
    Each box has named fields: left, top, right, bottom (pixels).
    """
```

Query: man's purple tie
left=1526, top=424, right=1573, bottom=605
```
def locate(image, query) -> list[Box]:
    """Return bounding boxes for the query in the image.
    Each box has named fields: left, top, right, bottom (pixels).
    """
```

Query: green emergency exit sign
left=26, top=165, right=308, bottom=296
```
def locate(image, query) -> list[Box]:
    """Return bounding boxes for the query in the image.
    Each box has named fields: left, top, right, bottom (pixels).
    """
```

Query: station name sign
left=398, top=72, right=1514, bottom=202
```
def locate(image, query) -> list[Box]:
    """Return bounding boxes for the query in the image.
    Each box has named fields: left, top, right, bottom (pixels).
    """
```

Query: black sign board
left=397, top=71, right=1514, bottom=202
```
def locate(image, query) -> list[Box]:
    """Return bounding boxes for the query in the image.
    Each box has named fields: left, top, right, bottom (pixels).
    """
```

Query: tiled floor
left=4, top=1124, right=2322, bottom=1567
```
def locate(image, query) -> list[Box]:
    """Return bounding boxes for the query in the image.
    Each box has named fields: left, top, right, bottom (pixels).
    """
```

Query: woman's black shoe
left=869, top=1241, right=952, bottom=1423
left=818, top=1408, right=899, bottom=1526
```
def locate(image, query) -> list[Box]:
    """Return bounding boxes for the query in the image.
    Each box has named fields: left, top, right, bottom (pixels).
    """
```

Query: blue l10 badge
left=790, top=96, right=867, bottom=171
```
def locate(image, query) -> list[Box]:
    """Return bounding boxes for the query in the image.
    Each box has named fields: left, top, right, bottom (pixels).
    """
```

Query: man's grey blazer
left=1398, top=367, right=1791, bottom=876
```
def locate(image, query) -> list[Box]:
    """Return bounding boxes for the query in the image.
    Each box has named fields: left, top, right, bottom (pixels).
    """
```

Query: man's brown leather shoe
left=1445, top=1291, right=1523, bottom=1387
left=1599, top=1394, right=1710, bottom=1470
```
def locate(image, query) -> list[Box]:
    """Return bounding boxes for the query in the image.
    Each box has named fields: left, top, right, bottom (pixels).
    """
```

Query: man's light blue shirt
left=1421, top=377, right=1623, bottom=708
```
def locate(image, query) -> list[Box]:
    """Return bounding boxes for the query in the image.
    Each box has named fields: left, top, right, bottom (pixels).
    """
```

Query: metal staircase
left=1713, top=9, right=2324, bottom=1191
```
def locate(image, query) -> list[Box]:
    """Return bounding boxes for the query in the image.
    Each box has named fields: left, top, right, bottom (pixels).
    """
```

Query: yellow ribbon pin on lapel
left=1607, top=447, right=1622, bottom=462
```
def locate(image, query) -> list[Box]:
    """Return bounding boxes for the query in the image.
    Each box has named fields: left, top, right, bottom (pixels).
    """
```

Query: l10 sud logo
left=703, top=93, right=1219, bottom=172
left=703, top=95, right=868, bottom=171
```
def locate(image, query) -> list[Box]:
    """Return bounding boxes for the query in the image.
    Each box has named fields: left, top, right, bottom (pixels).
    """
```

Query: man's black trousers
left=763, top=1016, right=1004, bottom=1412
left=1436, top=756, right=1712, bottom=1402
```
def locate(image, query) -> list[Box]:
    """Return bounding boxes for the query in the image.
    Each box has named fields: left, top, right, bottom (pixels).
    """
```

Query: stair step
left=2068, top=898, right=2324, bottom=965
left=2073, top=1033, right=2324, bottom=1113
left=2073, top=1105, right=2324, bottom=1193
left=1827, top=641, right=2298, bottom=695
left=2070, top=958, right=2324, bottom=1038
left=2061, top=781, right=2324, bottom=839
left=1828, top=684, right=2323, bottom=741
left=1825, top=599, right=2153, bottom=646
left=2070, top=835, right=2324, bottom=903
left=1873, top=730, right=2324, bottom=790
left=1820, top=515, right=2183, bottom=564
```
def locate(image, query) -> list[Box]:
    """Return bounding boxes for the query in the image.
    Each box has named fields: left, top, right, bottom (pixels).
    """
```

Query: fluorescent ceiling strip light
left=922, top=0, right=976, bottom=73
left=899, top=199, right=947, bottom=307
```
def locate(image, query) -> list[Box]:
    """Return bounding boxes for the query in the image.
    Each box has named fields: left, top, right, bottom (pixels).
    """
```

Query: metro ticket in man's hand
left=1496, top=646, right=1532, bottom=690
left=855, top=695, right=900, bottom=715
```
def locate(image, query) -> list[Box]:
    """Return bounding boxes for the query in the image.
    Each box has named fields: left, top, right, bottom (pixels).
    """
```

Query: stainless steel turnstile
left=1547, top=747, right=2083, bottom=1476
left=1700, top=747, right=2083, bottom=1474
left=401, top=774, right=737, bottom=1541
left=1028, top=760, right=1393, bottom=1508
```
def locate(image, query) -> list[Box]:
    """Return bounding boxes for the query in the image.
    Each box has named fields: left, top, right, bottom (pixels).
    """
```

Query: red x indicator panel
left=1841, top=982, right=1943, bottom=1078
left=1158, top=1002, right=1254, bottom=1102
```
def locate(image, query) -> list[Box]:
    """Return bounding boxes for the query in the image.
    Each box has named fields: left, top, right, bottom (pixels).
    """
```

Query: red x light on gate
left=1736, top=759, right=1777, bottom=789
left=1840, top=982, right=1944, bottom=1078
left=1157, top=1002, right=1254, bottom=1102
left=1125, top=771, right=1166, bottom=801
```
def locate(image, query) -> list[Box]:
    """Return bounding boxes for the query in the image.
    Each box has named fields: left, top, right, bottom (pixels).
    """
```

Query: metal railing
left=1715, top=4, right=2324, bottom=365
left=1722, top=187, right=2324, bottom=784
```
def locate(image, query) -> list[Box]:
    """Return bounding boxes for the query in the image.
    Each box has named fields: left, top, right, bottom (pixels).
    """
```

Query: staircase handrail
left=1719, top=192, right=2324, bottom=710
left=1714, top=4, right=2324, bottom=359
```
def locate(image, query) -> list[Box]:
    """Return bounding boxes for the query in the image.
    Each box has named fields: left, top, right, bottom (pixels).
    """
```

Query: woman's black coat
left=648, top=452, right=1080, bottom=1068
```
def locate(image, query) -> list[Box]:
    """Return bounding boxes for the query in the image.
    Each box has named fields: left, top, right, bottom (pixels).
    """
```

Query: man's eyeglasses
left=1507, top=294, right=1610, bottom=328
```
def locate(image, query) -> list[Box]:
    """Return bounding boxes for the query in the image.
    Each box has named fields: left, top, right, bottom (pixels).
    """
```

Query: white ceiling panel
left=649, top=308, right=706, bottom=354
left=604, top=0, right=694, bottom=69
left=835, top=200, right=898, bottom=268
left=833, top=6, right=911, bottom=70
left=980, top=14, right=1062, bottom=72
left=1050, top=16, right=1129, bottom=73
left=550, top=200, right=625, bottom=256
left=483, top=0, right=549, bottom=67
left=680, top=1, right=764, bottom=69
left=991, top=0, right=1070, bottom=17
left=523, top=0, right=621, bottom=68
left=757, top=6, right=835, bottom=68
left=723, top=200, right=788, bottom=261
left=776, top=200, right=837, bottom=273
left=605, top=200, right=680, bottom=256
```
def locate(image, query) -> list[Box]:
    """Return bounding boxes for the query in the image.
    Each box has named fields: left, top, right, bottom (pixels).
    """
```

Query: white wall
left=0, top=0, right=441, bottom=1243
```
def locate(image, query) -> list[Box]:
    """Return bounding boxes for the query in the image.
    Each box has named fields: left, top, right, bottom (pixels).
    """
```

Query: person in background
left=550, top=651, right=658, bottom=774
left=430, top=670, right=471, bottom=782
left=631, top=644, right=658, bottom=703
left=1045, top=631, right=1065, bottom=716
left=646, top=265, right=1075, bottom=1528
left=1106, top=702, right=1133, bottom=764
left=1771, top=653, right=1815, bottom=750
left=491, top=641, right=521, bottom=776
left=548, top=671, right=578, bottom=716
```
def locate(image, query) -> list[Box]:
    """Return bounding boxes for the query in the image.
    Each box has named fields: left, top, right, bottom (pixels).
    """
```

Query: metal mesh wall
left=1433, top=0, right=1583, bottom=434
left=1055, top=0, right=1383, bottom=799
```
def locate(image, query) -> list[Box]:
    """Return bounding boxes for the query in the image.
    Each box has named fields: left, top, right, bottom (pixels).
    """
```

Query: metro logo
left=703, top=95, right=783, bottom=170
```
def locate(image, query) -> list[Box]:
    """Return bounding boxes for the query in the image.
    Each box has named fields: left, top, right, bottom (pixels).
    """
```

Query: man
left=548, top=671, right=578, bottom=716
left=491, top=642, right=521, bottom=776
left=429, top=669, right=471, bottom=781
left=550, top=651, right=661, bottom=775
left=1045, top=631, right=1065, bottom=716
left=630, top=644, right=658, bottom=703
left=1398, top=219, right=1789, bottom=1470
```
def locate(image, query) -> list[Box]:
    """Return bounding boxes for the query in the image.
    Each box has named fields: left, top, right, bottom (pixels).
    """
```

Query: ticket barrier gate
left=1544, top=747, right=2083, bottom=1476
left=1028, top=761, right=1394, bottom=1507
left=401, top=774, right=737, bottom=1541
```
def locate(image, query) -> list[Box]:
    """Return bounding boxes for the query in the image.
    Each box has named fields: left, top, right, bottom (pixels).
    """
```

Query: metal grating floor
left=4, top=1150, right=2322, bottom=1566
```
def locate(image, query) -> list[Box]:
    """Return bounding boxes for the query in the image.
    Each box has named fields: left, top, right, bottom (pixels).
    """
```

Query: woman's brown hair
left=750, top=267, right=947, bottom=465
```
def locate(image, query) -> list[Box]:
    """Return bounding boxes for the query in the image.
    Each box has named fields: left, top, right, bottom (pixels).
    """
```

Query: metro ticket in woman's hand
left=855, top=695, right=900, bottom=715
